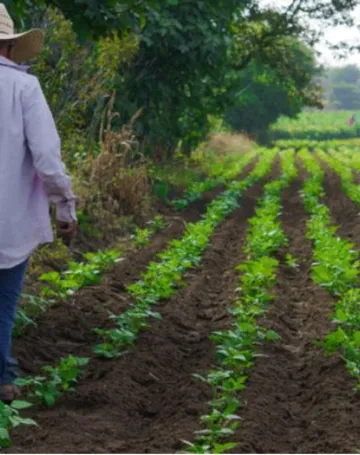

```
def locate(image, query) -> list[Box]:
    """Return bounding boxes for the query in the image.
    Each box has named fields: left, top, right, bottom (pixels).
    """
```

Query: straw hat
left=0, top=3, right=44, bottom=62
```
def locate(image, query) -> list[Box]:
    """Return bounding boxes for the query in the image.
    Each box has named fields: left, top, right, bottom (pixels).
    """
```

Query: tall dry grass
left=80, top=94, right=151, bottom=232
left=204, top=132, right=255, bottom=156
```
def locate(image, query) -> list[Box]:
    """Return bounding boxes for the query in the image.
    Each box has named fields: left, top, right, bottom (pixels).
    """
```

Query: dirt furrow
left=230, top=177, right=360, bottom=454
left=323, top=169, right=360, bottom=246
left=12, top=168, right=255, bottom=375
left=9, top=172, right=269, bottom=453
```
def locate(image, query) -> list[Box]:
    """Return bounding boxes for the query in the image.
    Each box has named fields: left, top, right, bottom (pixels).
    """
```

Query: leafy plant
left=172, top=149, right=258, bottom=211
left=186, top=149, right=294, bottom=453
left=16, top=356, right=89, bottom=407
left=285, top=253, right=298, bottom=268
left=131, top=227, right=151, bottom=248
left=40, top=249, right=122, bottom=299
left=94, top=149, right=277, bottom=358
left=147, top=215, right=167, bottom=233
left=299, top=147, right=360, bottom=389
left=0, top=400, right=36, bottom=448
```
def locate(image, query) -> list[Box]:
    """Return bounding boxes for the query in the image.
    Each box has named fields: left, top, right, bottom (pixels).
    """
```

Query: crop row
left=316, top=148, right=360, bottom=207
left=172, top=149, right=260, bottom=210
left=299, top=148, right=360, bottom=391
left=17, top=147, right=259, bottom=334
left=14, top=216, right=168, bottom=336
left=276, top=139, right=360, bottom=152
left=94, top=149, right=278, bottom=358
left=0, top=150, right=278, bottom=447
left=186, top=149, right=297, bottom=453
left=271, top=111, right=360, bottom=141
left=327, top=147, right=360, bottom=173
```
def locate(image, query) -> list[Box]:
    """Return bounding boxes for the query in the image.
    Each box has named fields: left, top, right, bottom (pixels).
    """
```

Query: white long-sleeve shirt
left=0, top=55, right=76, bottom=268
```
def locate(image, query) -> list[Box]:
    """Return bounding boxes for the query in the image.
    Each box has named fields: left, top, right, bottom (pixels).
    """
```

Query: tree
left=322, top=65, right=360, bottom=109
left=3, top=0, right=157, bottom=38
left=224, top=38, right=322, bottom=138
left=330, top=83, right=360, bottom=110
left=113, top=0, right=244, bottom=156
left=329, top=65, right=360, bottom=85
left=8, top=0, right=360, bottom=158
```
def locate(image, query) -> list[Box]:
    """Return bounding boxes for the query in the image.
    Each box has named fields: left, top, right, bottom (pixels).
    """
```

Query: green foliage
left=318, top=148, right=360, bottom=207
left=131, top=215, right=167, bottom=247
left=147, top=215, right=167, bottom=233
left=0, top=401, right=36, bottom=448
left=299, top=147, right=360, bottom=389
left=225, top=39, right=322, bottom=138
left=4, top=0, right=157, bottom=39
left=131, top=227, right=151, bottom=248
left=172, top=149, right=258, bottom=211
left=6, top=0, right=359, bottom=161
left=114, top=0, right=242, bottom=154
left=39, top=250, right=122, bottom=299
left=187, top=149, right=295, bottom=453
left=285, top=253, right=298, bottom=269
left=14, top=295, right=51, bottom=337
left=272, top=111, right=360, bottom=141
left=26, top=7, right=139, bottom=169
left=94, top=149, right=277, bottom=358
left=323, top=65, right=360, bottom=110
left=323, top=289, right=360, bottom=390
left=16, top=356, right=89, bottom=407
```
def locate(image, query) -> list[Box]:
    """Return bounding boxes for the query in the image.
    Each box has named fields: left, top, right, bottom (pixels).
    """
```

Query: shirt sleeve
left=21, top=76, right=77, bottom=223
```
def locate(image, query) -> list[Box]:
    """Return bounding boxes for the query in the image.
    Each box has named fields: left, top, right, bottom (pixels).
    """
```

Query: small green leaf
left=11, top=401, right=32, bottom=410
left=265, top=330, right=281, bottom=341
left=0, top=428, right=10, bottom=441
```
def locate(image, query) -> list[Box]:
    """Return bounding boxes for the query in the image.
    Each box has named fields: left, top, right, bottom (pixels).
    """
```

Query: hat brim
left=0, top=29, right=44, bottom=63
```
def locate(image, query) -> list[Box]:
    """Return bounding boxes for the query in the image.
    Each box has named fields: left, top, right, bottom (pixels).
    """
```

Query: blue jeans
left=0, top=260, right=27, bottom=385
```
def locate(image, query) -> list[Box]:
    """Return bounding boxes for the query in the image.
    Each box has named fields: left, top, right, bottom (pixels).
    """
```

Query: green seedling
left=285, top=253, right=298, bottom=269
left=0, top=400, right=36, bottom=448
left=300, top=147, right=360, bottom=389
left=40, top=249, right=122, bottom=299
left=16, top=356, right=89, bottom=407
left=132, top=227, right=151, bottom=248
left=147, top=215, right=167, bottom=233
left=94, top=150, right=278, bottom=359
left=187, top=149, right=295, bottom=453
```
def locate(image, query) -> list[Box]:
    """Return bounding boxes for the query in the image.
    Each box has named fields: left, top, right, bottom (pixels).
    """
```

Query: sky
left=259, top=0, right=360, bottom=67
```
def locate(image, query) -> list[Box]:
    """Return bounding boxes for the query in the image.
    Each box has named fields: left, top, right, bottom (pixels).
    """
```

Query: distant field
left=271, top=110, right=360, bottom=140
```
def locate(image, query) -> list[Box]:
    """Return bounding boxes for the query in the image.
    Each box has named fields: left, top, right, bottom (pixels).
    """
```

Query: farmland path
left=12, top=161, right=256, bottom=375
left=8, top=165, right=269, bottom=453
left=229, top=176, right=360, bottom=453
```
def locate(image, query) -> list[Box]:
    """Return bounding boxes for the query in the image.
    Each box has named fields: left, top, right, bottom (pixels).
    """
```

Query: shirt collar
left=0, top=56, right=30, bottom=73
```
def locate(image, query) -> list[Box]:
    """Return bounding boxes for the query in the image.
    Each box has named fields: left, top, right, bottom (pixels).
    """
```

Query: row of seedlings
left=317, top=147, right=360, bottom=207
left=299, top=148, right=360, bottom=391
left=18, top=147, right=261, bottom=333
left=1, top=150, right=277, bottom=447
left=185, top=149, right=297, bottom=453
left=18, top=146, right=260, bottom=335
left=15, top=216, right=168, bottom=335
left=94, top=149, right=278, bottom=358
left=172, top=149, right=260, bottom=210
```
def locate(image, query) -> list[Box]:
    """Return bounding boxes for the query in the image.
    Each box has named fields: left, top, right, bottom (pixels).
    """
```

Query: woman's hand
left=56, top=220, right=77, bottom=246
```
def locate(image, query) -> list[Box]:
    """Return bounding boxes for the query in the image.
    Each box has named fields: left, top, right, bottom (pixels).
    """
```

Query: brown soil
left=13, top=181, right=236, bottom=374
left=230, top=175, right=360, bottom=454
left=8, top=169, right=269, bottom=453
left=323, top=169, right=360, bottom=246
left=6, top=165, right=360, bottom=453
left=24, top=159, right=258, bottom=298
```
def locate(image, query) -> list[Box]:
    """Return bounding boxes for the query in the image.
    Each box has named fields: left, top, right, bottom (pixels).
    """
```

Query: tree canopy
left=322, top=65, right=360, bottom=110
left=6, top=0, right=359, bottom=153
